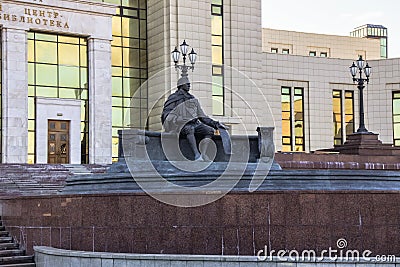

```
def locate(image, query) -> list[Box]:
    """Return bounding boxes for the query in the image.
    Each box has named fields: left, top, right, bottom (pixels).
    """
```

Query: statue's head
left=177, top=76, right=191, bottom=92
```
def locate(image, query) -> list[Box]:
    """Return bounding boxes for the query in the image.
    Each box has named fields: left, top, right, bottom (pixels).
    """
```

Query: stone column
left=2, top=28, right=28, bottom=163
left=88, top=38, right=112, bottom=164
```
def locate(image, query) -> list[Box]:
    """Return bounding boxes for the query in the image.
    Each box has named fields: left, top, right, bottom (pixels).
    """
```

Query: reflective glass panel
left=212, top=96, right=224, bottom=116
left=59, top=66, right=80, bottom=88
left=212, top=46, right=223, bottom=65
left=28, top=40, right=35, bottom=62
left=212, top=16, right=223, bottom=35
left=35, top=41, right=57, bottom=64
left=36, top=64, right=58, bottom=86
left=36, top=86, right=57, bottom=98
left=212, top=36, right=223, bottom=46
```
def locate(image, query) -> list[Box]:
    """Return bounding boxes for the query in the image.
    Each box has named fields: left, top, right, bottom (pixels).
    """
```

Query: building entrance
left=48, top=120, right=70, bottom=164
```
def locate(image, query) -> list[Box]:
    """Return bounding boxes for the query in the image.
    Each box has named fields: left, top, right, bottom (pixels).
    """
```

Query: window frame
left=281, top=86, right=305, bottom=152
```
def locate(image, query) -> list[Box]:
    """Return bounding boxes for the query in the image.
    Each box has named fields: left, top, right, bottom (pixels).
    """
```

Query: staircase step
left=0, top=263, right=35, bottom=267
left=0, top=243, right=19, bottom=250
left=0, top=255, right=34, bottom=265
left=0, top=237, right=13, bottom=243
left=0, top=231, right=9, bottom=237
left=0, top=249, right=25, bottom=257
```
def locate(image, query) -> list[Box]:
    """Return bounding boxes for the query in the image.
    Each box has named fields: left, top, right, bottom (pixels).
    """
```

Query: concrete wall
left=34, top=246, right=399, bottom=267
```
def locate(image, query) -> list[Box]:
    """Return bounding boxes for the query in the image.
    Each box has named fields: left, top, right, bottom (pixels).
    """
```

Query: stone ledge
left=34, top=246, right=259, bottom=261
left=34, top=246, right=400, bottom=265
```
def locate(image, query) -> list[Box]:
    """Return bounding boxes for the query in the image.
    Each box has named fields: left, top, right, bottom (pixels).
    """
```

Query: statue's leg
left=195, top=124, right=215, bottom=161
left=187, top=134, right=202, bottom=160
left=181, top=124, right=201, bottom=160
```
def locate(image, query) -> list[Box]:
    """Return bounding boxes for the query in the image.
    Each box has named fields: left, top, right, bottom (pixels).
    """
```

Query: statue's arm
left=196, top=101, right=220, bottom=129
left=197, top=100, right=228, bottom=130
left=161, top=95, right=179, bottom=130
left=199, top=117, right=219, bottom=129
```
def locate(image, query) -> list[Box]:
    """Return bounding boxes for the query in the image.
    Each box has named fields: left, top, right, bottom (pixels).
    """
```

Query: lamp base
left=333, top=132, right=400, bottom=156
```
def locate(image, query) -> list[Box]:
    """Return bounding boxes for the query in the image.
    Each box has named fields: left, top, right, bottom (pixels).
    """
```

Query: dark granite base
left=61, top=162, right=400, bottom=195
left=2, top=190, right=400, bottom=256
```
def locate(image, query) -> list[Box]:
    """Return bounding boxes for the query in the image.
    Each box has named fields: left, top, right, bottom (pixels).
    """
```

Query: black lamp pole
left=350, top=56, right=372, bottom=133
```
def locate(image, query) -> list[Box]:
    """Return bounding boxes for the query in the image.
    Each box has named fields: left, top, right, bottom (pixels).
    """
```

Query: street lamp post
left=172, top=40, right=197, bottom=78
left=349, top=56, right=372, bottom=133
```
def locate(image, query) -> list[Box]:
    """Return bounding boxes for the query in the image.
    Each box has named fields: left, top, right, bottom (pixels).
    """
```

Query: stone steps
left=0, top=231, right=10, bottom=237
left=0, top=164, right=68, bottom=196
left=62, top=164, right=92, bottom=175
left=0, top=263, right=35, bottom=267
left=0, top=255, right=35, bottom=265
left=0, top=218, right=35, bottom=267
left=0, top=164, right=108, bottom=196
left=0, top=243, right=19, bottom=250
left=0, top=250, right=25, bottom=257
left=0, top=237, right=13, bottom=243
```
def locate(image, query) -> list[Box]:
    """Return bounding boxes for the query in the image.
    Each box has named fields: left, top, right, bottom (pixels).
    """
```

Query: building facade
left=263, top=28, right=382, bottom=60
left=0, top=0, right=399, bottom=164
left=0, top=0, right=115, bottom=164
left=350, top=24, right=388, bottom=58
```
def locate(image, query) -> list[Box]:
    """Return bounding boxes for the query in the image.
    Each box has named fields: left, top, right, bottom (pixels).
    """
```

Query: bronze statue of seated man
left=161, top=76, right=228, bottom=161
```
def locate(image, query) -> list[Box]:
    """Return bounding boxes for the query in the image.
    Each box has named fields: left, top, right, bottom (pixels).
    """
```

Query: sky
left=262, top=0, right=400, bottom=58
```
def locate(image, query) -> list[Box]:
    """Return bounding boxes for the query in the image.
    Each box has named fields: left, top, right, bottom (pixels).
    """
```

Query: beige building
left=260, top=29, right=397, bottom=152
left=263, top=28, right=382, bottom=60
left=0, top=0, right=398, bottom=164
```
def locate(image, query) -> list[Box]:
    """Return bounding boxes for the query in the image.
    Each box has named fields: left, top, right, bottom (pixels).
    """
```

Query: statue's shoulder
left=165, top=91, right=179, bottom=102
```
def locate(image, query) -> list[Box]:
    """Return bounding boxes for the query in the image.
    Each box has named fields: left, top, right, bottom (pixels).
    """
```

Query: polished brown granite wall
left=275, top=152, right=400, bottom=170
left=1, top=192, right=400, bottom=256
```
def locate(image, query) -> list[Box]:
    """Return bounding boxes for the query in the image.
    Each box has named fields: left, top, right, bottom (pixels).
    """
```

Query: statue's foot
left=201, top=154, right=212, bottom=162
left=194, top=154, right=203, bottom=161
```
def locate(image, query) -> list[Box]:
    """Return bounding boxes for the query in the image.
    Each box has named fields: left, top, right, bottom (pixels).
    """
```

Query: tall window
left=393, top=92, right=400, bottom=146
left=333, top=90, right=342, bottom=145
left=380, top=38, right=387, bottom=58
left=281, top=87, right=292, bottom=151
left=107, top=0, right=148, bottom=161
left=293, top=88, right=305, bottom=151
left=211, top=0, right=224, bottom=116
left=91, top=0, right=148, bottom=162
left=27, top=32, right=89, bottom=163
left=281, top=87, right=305, bottom=152
left=332, top=90, right=354, bottom=145
left=344, top=91, right=355, bottom=136
left=0, top=35, right=2, bottom=162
